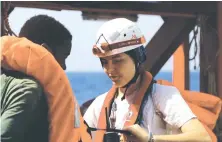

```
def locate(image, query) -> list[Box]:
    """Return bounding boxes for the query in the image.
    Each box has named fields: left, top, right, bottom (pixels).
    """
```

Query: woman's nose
left=105, top=62, right=115, bottom=73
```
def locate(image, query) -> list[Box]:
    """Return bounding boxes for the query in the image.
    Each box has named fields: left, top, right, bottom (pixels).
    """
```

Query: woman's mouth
left=110, top=76, right=119, bottom=81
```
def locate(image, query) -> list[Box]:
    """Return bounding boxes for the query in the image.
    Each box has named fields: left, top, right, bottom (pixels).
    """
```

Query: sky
left=8, top=7, right=200, bottom=72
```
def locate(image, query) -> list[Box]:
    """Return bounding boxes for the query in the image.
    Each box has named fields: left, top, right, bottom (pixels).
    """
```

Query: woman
left=84, top=18, right=211, bottom=142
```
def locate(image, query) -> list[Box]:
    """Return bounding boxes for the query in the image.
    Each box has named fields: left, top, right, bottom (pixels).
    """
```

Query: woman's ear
left=41, top=43, right=53, bottom=54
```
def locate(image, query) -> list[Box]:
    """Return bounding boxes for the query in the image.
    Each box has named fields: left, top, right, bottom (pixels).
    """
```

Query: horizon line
left=65, top=70, right=200, bottom=73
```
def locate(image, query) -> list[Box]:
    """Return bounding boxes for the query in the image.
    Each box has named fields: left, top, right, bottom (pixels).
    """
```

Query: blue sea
left=66, top=72, right=200, bottom=105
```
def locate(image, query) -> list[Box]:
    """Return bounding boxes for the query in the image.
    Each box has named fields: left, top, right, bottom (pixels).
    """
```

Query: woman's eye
left=113, top=59, right=122, bottom=63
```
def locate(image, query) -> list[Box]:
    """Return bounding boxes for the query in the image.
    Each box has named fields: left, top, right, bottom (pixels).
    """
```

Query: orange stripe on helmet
left=92, top=36, right=146, bottom=56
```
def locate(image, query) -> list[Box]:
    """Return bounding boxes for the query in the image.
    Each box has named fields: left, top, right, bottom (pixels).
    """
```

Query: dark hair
left=125, top=46, right=146, bottom=67
left=121, top=46, right=146, bottom=87
left=19, top=15, right=72, bottom=51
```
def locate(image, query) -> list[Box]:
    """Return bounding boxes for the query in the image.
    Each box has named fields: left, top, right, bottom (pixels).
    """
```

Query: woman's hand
left=123, top=124, right=150, bottom=142
left=123, top=119, right=211, bottom=142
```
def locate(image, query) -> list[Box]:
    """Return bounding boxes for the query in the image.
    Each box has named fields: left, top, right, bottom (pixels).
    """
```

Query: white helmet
left=92, top=18, right=146, bottom=57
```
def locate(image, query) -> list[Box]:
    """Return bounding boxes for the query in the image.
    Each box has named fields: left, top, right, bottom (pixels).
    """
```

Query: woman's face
left=100, top=53, right=136, bottom=87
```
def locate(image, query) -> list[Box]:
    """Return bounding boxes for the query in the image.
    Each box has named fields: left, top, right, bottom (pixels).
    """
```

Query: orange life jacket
left=1, top=36, right=92, bottom=142
left=95, top=71, right=222, bottom=142
left=94, top=71, right=153, bottom=142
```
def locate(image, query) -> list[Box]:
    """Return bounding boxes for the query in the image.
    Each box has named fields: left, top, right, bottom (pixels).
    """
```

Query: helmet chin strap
left=122, top=64, right=140, bottom=88
left=120, top=63, right=140, bottom=100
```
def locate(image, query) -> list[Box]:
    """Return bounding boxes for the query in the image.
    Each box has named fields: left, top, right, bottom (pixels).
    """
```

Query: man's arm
left=1, top=79, right=42, bottom=142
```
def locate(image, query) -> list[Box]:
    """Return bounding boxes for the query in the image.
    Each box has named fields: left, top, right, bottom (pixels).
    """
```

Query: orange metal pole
left=173, top=38, right=189, bottom=90
left=173, top=44, right=185, bottom=90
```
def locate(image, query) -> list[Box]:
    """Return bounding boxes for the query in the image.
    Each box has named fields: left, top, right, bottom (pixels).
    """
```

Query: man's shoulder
left=18, top=75, right=42, bottom=90
left=1, top=71, right=43, bottom=99
left=2, top=71, right=42, bottom=89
